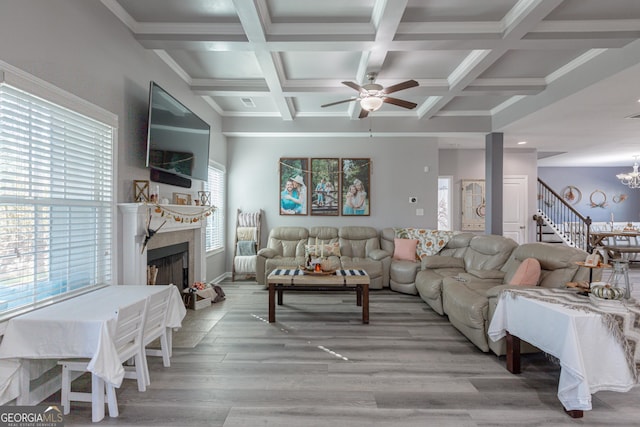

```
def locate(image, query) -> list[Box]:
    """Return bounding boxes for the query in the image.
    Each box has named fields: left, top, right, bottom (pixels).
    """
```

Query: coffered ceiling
left=102, top=0, right=640, bottom=166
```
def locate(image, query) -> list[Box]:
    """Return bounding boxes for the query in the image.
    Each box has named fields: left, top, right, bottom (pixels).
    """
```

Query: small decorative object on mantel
left=134, top=180, right=150, bottom=203
left=173, top=192, right=191, bottom=205
left=198, top=191, right=211, bottom=206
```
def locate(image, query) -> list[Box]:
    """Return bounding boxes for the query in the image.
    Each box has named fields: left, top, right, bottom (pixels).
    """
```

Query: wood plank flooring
left=47, top=267, right=640, bottom=426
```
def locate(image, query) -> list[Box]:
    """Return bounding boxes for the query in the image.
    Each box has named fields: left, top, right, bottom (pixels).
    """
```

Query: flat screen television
left=146, top=81, right=210, bottom=185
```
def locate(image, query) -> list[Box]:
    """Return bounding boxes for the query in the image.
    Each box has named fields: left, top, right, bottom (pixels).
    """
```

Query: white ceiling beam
left=233, top=0, right=293, bottom=120
left=419, top=0, right=564, bottom=120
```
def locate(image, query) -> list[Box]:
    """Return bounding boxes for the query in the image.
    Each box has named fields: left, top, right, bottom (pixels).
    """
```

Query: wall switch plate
left=416, top=208, right=424, bottom=216
left=409, top=196, right=417, bottom=203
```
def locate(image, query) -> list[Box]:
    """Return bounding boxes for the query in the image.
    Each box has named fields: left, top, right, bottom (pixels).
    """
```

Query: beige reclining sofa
left=414, top=234, right=518, bottom=315
left=442, top=242, right=593, bottom=354
left=257, top=226, right=391, bottom=289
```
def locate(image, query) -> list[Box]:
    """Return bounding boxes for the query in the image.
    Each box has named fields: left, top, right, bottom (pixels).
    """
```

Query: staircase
left=534, top=179, right=592, bottom=252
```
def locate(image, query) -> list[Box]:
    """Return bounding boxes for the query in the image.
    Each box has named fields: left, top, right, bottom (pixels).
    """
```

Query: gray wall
left=539, top=167, right=640, bottom=223
left=0, top=0, right=227, bottom=282
left=226, top=136, right=440, bottom=269
left=439, top=148, right=539, bottom=243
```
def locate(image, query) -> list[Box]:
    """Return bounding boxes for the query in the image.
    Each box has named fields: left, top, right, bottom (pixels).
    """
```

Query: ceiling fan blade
left=342, top=81, right=365, bottom=93
left=383, top=97, right=417, bottom=109
left=382, top=79, right=419, bottom=94
left=358, top=109, right=369, bottom=119
left=321, top=98, right=358, bottom=108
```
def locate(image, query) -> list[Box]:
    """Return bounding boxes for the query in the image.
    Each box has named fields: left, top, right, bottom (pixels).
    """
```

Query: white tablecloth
left=488, top=291, right=635, bottom=411
left=0, top=285, right=185, bottom=388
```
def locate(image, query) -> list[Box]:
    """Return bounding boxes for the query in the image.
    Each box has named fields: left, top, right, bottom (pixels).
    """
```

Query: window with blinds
left=0, top=80, right=114, bottom=318
left=205, top=163, right=225, bottom=252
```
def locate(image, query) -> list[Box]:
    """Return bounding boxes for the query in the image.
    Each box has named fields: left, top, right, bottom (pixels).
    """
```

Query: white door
left=503, top=176, right=528, bottom=244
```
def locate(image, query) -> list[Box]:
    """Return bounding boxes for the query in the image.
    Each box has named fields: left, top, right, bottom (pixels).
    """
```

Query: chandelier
left=616, top=157, right=640, bottom=189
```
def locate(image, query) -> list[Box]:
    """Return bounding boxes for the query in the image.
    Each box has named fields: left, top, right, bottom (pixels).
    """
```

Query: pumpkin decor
left=590, top=282, right=624, bottom=300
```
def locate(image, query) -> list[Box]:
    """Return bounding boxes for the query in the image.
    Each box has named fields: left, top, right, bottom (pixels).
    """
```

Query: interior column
left=485, top=132, right=503, bottom=235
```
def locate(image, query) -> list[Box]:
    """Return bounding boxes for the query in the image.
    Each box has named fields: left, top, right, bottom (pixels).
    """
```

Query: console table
left=488, top=288, right=639, bottom=418
left=267, top=268, right=369, bottom=324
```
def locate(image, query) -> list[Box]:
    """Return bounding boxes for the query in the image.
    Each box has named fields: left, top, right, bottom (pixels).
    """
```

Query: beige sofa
left=256, top=226, right=391, bottom=289
left=414, top=234, right=518, bottom=315
left=442, top=242, right=594, bottom=354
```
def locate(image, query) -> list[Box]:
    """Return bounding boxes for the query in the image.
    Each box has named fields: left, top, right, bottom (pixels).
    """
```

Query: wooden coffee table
left=267, top=268, right=369, bottom=324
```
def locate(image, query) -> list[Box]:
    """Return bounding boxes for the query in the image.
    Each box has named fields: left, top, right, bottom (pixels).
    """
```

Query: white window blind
left=0, top=82, right=114, bottom=317
left=205, top=163, right=225, bottom=251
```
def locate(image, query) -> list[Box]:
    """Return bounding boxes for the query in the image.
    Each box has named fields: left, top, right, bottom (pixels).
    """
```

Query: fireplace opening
left=147, top=242, right=188, bottom=289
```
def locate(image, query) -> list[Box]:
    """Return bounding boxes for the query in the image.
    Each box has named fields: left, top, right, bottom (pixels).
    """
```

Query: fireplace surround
left=118, top=203, right=207, bottom=286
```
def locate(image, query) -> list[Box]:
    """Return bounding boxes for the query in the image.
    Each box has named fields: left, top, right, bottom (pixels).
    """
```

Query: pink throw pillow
left=510, top=258, right=541, bottom=286
left=393, top=238, right=418, bottom=262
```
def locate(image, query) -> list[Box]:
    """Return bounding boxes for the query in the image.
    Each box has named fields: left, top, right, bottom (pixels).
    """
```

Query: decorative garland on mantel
left=146, top=203, right=216, bottom=224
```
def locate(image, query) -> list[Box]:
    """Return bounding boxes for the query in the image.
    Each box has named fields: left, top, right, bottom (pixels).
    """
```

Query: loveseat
left=256, top=226, right=391, bottom=289
left=442, top=242, right=594, bottom=354
left=414, top=234, right=518, bottom=315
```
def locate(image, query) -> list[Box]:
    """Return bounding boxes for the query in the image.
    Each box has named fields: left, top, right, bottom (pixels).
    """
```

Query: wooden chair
left=58, top=298, right=147, bottom=422
left=130, top=285, right=173, bottom=386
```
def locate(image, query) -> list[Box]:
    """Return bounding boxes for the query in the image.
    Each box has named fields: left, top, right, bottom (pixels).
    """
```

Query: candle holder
left=608, top=259, right=631, bottom=299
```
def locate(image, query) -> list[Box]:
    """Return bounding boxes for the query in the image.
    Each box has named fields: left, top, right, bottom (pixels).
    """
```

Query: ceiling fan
left=321, top=73, right=419, bottom=118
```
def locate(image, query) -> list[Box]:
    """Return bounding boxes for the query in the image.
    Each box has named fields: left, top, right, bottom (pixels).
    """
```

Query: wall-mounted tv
left=146, top=81, right=210, bottom=185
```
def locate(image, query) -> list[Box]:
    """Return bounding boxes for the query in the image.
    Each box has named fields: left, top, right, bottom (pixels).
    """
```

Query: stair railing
left=535, top=178, right=592, bottom=252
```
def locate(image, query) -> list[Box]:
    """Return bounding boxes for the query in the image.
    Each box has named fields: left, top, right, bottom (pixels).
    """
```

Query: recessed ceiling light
left=517, top=141, right=527, bottom=145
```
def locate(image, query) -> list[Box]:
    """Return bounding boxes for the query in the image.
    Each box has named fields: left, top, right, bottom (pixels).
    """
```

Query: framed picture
left=279, top=158, right=309, bottom=215
left=310, top=158, right=340, bottom=216
left=341, top=158, right=370, bottom=216
left=172, top=192, right=192, bottom=206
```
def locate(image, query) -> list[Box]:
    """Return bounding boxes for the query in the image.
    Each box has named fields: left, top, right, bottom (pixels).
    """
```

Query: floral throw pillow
left=394, top=228, right=454, bottom=260
left=305, top=242, right=341, bottom=258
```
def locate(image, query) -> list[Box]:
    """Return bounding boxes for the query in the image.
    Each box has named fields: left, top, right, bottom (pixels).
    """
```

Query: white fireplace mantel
left=118, top=203, right=208, bottom=285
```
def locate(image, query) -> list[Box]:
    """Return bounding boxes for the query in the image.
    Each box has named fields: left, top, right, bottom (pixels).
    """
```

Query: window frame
left=0, top=61, right=118, bottom=320
left=205, top=160, right=225, bottom=254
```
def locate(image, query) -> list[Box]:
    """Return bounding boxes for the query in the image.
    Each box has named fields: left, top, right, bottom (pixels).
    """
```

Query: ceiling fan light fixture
left=360, top=96, right=383, bottom=112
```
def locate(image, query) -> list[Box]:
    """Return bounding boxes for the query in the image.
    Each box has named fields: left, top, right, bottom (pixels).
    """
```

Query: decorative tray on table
left=298, top=266, right=336, bottom=276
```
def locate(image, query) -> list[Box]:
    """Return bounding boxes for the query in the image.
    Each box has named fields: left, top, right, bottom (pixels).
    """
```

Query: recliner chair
left=256, top=227, right=309, bottom=286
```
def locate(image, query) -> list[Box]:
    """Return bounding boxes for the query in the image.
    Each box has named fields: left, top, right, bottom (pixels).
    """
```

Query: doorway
left=503, top=175, right=528, bottom=244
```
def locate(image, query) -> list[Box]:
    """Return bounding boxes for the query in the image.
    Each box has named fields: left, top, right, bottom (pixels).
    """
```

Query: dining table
left=589, top=230, right=640, bottom=248
left=488, top=287, right=639, bottom=418
left=0, top=284, right=186, bottom=416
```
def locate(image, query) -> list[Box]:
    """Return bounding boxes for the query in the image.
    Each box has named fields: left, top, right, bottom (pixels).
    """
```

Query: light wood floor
left=48, top=266, right=640, bottom=426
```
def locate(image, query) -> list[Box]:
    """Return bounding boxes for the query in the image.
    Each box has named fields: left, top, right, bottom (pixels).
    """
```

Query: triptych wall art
left=279, top=157, right=371, bottom=216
